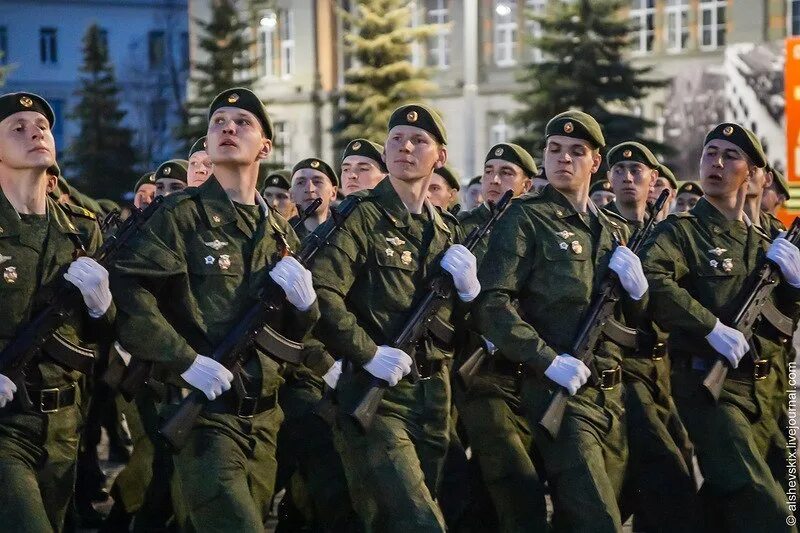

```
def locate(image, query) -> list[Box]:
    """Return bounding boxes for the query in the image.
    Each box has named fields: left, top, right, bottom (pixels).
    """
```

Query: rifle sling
left=42, top=332, right=94, bottom=374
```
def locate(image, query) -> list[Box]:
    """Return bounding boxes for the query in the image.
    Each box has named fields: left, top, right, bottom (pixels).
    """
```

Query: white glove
left=64, top=256, right=112, bottom=318
left=269, top=256, right=317, bottom=311
left=440, top=244, right=481, bottom=302
left=114, top=341, right=132, bottom=367
left=767, top=237, right=800, bottom=288
left=323, top=360, right=342, bottom=389
left=609, top=246, right=648, bottom=300
left=544, top=354, right=591, bottom=395
left=363, top=346, right=413, bottom=387
left=0, top=373, right=16, bottom=408
left=705, top=319, right=748, bottom=369
left=180, top=354, right=234, bottom=400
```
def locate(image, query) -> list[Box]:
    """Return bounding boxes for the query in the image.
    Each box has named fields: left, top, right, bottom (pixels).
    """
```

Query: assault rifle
left=159, top=195, right=362, bottom=450
left=347, top=190, right=514, bottom=431
left=538, top=189, right=669, bottom=439
left=0, top=196, right=164, bottom=410
left=292, top=198, right=323, bottom=232
left=702, top=217, right=800, bottom=401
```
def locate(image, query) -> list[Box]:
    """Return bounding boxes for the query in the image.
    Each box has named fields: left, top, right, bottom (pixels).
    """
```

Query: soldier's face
left=155, top=178, right=186, bottom=197
left=384, top=126, right=446, bottom=182
left=609, top=161, right=655, bottom=207
left=648, top=177, right=673, bottom=203
left=531, top=177, right=549, bottom=195
left=291, top=168, right=337, bottom=214
left=746, top=167, right=772, bottom=198
left=207, top=108, right=271, bottom=166
left=760, top=184, right=785, bottom=213
left=590, top=190, right=615, bottom=207
left=544, top=136, right=601, bottom=194
left=426, top=174, right=457, bottom=209
left=341, top=155, right=384, bottom=195
left=674, top=193, right=701, bottom=213
left=482, top=159, right=531, bottom=204
left=262, top=186, right=294, bottom=219
left=0, top=111, right=55, bottom=172
left=134, top=183, right=156, bottom=208
left=465, top=183, right=483, bottom=210
left=699, top=140, right=752, bottom=199
left=188, top=150, right=213, bottom=187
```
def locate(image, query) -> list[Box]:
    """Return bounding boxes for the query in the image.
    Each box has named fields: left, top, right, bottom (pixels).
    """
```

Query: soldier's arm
left=109, top=209, right=197, bottom=378
left=640, top=222, right=718, bottom=338
left=472, top=206, right=559, bottom=377
left=310, top=224, right=378, bottom=367
left=80, top=218, right=117, bottom=338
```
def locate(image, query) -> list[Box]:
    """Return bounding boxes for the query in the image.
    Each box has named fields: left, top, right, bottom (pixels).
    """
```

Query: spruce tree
left=65, top=24, right=138, bottom=200
left=333, top=0, right=437, bottom=152
left=180, top=0, right=256, bottom=148
left=513, top=0, right=668, bottom=157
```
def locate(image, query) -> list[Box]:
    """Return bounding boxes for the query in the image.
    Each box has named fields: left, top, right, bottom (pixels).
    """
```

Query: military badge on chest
left=4, top=266, right=17, bottom=284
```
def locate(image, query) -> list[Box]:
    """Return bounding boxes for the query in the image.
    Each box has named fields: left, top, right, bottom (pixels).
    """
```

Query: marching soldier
left=288, top=157, right=338, bottom=240
left=454, top=142, right=548, bottom=532
left=340, top=138, right=387, bottom=195
left=473, top=110, right=648, bottom=531
left=673, top=181, right=703, bottom=213
left=111, top=87, right=320, bottom=531
left=187, top=137, right=212, bottom=187
left=133, top=172, right=157, bottom=209
left=463, top=175, right=483, bottom=210
left=153, top=159, right=188, bottom=198
left=761, top=165, right=790, bottom=217
left=604, top=141, right=697, bottom=531
left=310, top=103, right=480, bottom=532
left=589, top=178, right=615, bottom=207
left=261, top=168, right=297, bottom=221
left=0, top=92, right=114, bottom=531
left=427, top=164, right=460, bottom=212
left=649, top=163, right=678, bottom=222
left=641, top=123, right=799, bottom=531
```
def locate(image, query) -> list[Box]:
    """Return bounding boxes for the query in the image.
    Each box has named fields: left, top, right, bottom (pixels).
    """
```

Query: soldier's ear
left=257, top=138, right=272, bottom=161
left=590, top=151, right=602, bottom=174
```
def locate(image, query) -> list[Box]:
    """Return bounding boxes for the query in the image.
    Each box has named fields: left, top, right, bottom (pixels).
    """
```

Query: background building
left=0, top=0, right=188, bottom=171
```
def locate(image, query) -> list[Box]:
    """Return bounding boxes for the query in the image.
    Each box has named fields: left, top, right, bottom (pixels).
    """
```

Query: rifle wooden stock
left=538, top=189, right=670, bottom=439
left=159, top=196, right=361, bottom=451
left=348, top=190, right=514, bottom=432
left=702, top=217, right=800, bottom=401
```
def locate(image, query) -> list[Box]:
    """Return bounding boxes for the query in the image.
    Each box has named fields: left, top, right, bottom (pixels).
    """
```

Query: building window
left=426, top=0, right=450, bottom=69
left=494, top=1, right=517, bottom=67
left=39, top=27, right=58, bottom=64
left=272, top=121, right=288, bottom=164
left=148, top=31, right=166, bottom=69
left=629, top=0, right=655, bottom=55
left=258, top=10, right=294, bottom=79
left=791, top=0, right=800, bottom=35
left=489, top=114, right=512, bottom=145
left=525, top=0, right=547, bottom=63
left=665, top=0, right=689, bottom=52
left=0, top=26, right=7, bottom=65
left=699, top=0, right=726, bottom=50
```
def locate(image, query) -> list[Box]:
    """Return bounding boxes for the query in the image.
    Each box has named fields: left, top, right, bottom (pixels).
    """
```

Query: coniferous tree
left=333, top=0, right=437, bottom=152
left=513, top=0, right=668, bottom=158
left=180, top=0, right=256, bottom=148
left=66, top=24, right=138, bottom=200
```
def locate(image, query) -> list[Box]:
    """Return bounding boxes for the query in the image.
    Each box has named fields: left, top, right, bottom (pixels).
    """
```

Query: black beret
left=388, top=103, right=447, bottom=145
left=589, top=179, right=613, bottom=195
left=154, top=159, right=189, bottom=184
left=46, top=162, right=60, bottom=177
left=134, top=171, right=156, bottom=193
left=341, top=138, right=387, bottom=172
left=434, top=165, right=460, bottom=190
left=545, top=110, right=605, bottom=149
left=262, top=169, right=291, bottom=192
left=677, top=181, right=704, bottom=197
left=292, top=157, right=339, bottom=187
left=468, top=175, right=482, bottom=187
left=656, top=163, right=678, bottom=189
left=189, top=136, right=207, bottom=157
left=606, top=141, right=659, bottom=170
left=703, top=123, right=766, bottom=168
left=768, top=166, right=790, bottom=199
left=0, top=92, right=55, bottom=128
left=209, top=87, right=273, bottom=140
left=485, top=142, right=538, bottom=178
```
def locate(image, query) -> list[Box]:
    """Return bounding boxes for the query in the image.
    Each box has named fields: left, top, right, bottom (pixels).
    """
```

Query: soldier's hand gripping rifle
left=348, top=190, right=514, bottom=432
left=538, top=189, right=669, bottom=440
left=159, top=196, right=362, bottom=451
left=0, top=196, right=164, bottom=410
left=702, top=217, right=800, bottom=401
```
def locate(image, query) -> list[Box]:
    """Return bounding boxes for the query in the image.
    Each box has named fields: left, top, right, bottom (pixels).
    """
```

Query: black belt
left=598, top=366, right=622, bottom=390
left=27, top=383, right=78, bottom=413
left=42, top=333, right=94, bottom=374
left=689, top=356, right=772, bottom=381
left=416, top=358, right=445, bottom=380
left=486, top=357, right=524, bottom=377
left=205, top=391, right=278, bottom=419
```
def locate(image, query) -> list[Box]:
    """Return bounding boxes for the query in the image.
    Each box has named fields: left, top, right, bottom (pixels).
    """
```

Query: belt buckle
left=753, top=360, right=771, bottom=381
left=600, top=368, right=619, bottom=391
left=40, top=387, right=61, bottom=414
left=237, top=396, right=259, bottom=418
left=651, top=342, right=666, bottom=361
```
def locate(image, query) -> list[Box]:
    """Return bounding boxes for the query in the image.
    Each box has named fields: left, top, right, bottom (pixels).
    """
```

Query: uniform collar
left=48, top=197, right=82, bottom=237
left=0, top=186, right=80, bottom=239
left=539, top=184, right=584, bottom=220
left=369, top=176, right=450, bottom=235
left=199, top=175, right=267, bottom=238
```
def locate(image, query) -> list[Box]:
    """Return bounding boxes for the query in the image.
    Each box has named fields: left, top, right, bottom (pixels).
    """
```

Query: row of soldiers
left=0, top=85, right=797, bottom=533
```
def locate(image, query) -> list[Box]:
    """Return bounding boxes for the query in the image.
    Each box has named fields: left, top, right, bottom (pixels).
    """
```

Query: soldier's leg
left=247, top=406, right=282, bottom=524
left=107, top=395, right=152, bottom=517
left=529, top=384, right=627, bottom=533
left=39, top=402, right=83, bottom=532
left=459, top=390, right=547, bottom=532
left=674, top=373, right=794, bottom=533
